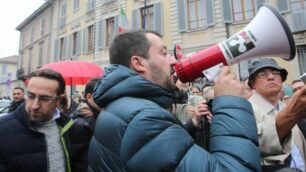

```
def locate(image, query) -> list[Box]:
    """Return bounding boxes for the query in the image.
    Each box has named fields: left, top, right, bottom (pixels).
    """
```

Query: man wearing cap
left=248, top=58, right=306, bottom=171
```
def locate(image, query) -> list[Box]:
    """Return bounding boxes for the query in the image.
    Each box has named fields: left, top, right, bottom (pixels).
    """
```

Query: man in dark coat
left=0, top=69, right=84, bottom=172
left=8, top=87, right=25, bottom=112
left=88, top=30, right=261, bottom=172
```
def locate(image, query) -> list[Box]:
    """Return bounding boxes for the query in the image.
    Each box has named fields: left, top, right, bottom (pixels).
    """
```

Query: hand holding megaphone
left=174, top=5, right=296, bottom=83
left=214, top=66, right=249, bottom=99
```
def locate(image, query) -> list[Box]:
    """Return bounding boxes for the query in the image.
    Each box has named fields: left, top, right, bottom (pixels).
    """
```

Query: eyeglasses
left=25, top=92, right=59, bottom=103
left=257, top=70, right=281, bottom=78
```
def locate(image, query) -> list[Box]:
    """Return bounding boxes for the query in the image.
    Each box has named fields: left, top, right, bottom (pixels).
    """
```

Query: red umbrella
left=41, top=60, right=104, bottom=85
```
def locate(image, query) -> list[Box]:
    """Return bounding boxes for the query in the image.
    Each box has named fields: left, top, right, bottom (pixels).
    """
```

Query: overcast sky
left=0, top=0, right=45, bottom=58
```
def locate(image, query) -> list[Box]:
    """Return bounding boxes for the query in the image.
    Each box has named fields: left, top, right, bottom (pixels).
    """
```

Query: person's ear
left=86, top=93, right=93, bottom=101
left=130, top=56, right=146, bottom=73
left=250, top=80, right=255, bottom=89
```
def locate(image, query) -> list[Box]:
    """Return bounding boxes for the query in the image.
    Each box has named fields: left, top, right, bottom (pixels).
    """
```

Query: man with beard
left=8, top=87, right=25, bottom=112
left=247, top=58, right=306, bottom=171
left=0, top=69, right=83, bottom=172
left=88, top=30, right=260, bottom=172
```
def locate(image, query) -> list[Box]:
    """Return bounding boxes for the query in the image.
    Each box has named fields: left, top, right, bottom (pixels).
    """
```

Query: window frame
left=106, top=18, right=115, bottom=47
left=231, top=0, right=256, bottom=22
left=298, top=45, right=306, bottom=75
left=74, top=0, right=80, bottom=11
left=141, top=5, right=154, bottom=30
left=187, top=0, right=207, bottom=30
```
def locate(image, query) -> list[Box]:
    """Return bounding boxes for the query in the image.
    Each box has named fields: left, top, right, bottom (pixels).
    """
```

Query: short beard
left=149, top=62, right=176, bottom=92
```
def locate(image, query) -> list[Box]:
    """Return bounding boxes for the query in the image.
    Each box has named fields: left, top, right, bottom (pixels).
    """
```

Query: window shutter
left=54, top=39, right=59, bottom=62
left=205, top=0, right=215, bottom=26
left=222, top=0, right=233, bottom=23
left=68, top=35, right=73, bottom=60
left=132, top=9, right=140, bottom=30
left=176, top=0, right=186, bottom=32
left=83, top=28, right=88, bottom=53
left=76, top=31, right=81, bottom=55
left=64, top=36, right=69, bottom=59
left=98, top=20, right=104, bottom=48
left=154, top=2, right=163, bottom=34
left=114, top=15, right=119, bottom=35
left=277, top=0, right=289, bottom=13
left=292, top=12, right=306, bottom=32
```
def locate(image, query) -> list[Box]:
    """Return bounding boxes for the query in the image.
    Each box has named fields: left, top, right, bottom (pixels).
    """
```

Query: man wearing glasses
left=0, top=69, right=83, bottom=172
left=8, top=87, right=25, bottom=112
left=247, top=58, right=306, bottom=171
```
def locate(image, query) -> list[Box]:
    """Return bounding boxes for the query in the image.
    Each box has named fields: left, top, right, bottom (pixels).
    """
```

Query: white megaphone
left=174, top=4, right=296, bottom=82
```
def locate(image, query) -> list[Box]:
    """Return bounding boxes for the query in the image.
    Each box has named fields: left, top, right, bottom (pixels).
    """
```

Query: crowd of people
left=0, top=30, right=306, bottom=172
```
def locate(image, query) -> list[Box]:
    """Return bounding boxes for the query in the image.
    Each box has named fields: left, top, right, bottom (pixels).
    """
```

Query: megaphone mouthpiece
left=175, top=44, right=227, bottom=82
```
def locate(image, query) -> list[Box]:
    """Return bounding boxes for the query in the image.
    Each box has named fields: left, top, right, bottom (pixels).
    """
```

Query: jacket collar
left=14, top=103, right=73, bottom=132
left=250, top=91, right=285, bottom=114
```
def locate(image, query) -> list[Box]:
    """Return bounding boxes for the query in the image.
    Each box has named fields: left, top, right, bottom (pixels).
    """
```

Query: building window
left=187, top=0, right=206, bottom=30
left=87, top=0, right=95, bottom=13
left=73, top=32, right=78, bottom=55
left=41, top=18, right=45, bottom=36
left=298, top=45, right=306, bottom=74
left=59, top=2, right=66, bottom=26
left=20, top=32, right=24, bottom=48
left=1, top=64, right=7, bottom=75
left=60, top=37, right=65, bottom=60
left=88, top=25, right=94, bottom=52
left=28, top=48, right=33, bottom=74
left=141, top=5, right=154, bottom=30
left=232, top=0, right=256, bottom=22
left=39, top=42, right=44, bottom=66
left=106, top=18, right=115, bottom=47
left=19, top=53, right=23, bottom=69
left=291, top=0, right=306, bottom=10
left=291, top=0, right=306, bottom=32
left=74, top=0, right=79, bottom=11
left=30, top=27, right=34, bottom=43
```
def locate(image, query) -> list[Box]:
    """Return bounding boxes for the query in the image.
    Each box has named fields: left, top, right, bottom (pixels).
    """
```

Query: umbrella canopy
left=41, top=60, right=104, bottom=85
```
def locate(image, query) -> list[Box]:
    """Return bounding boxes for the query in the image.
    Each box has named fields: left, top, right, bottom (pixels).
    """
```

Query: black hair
left=13, top=87, right=24, bottom=92
left=109, top=30, right=162, bottom=67
left=29, top=69, right=66, bottom=95
left=85, top=77, right=100, bottom=96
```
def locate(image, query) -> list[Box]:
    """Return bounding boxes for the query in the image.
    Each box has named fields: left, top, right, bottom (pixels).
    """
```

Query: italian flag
left=118, top=5, right=130, bottom=33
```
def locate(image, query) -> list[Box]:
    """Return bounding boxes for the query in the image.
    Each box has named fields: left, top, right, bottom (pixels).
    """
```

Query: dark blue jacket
left=0, top=103, right=82, bottom=172
left=89, top=65, right=261, bottom=172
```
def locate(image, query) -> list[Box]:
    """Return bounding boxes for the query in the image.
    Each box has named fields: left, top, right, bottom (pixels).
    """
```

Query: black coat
left=0, top=103, right=88, bottom=172
left=8, top=98, right=25, bottom=112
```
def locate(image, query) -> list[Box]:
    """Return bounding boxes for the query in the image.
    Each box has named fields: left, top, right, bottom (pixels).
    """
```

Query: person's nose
left=266, top=72, right=275, bottom=79
left=168, top=54, right=178, bottom=65
left=31, top=98, right=41, bottom=110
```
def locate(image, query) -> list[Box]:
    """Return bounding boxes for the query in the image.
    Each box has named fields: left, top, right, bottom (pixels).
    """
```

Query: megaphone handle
left=202, top=63, right=224, bottom=82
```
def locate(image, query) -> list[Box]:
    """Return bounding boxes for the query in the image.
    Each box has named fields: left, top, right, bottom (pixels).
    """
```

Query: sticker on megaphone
left=202, top=63, right=224, bottom=82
